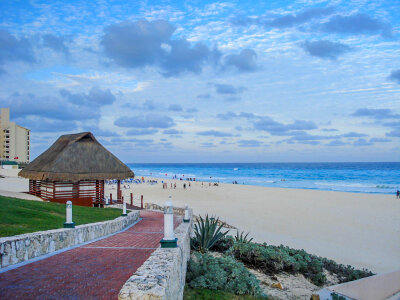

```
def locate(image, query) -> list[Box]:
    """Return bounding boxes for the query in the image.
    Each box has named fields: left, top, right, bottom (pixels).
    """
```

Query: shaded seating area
left=19, top=132, right=134, bottom=207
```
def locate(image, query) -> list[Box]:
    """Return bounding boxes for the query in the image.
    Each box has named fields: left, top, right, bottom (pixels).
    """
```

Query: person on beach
left=397, top=190, right=400, bottom=199
left=183, top=183, right=186, bottom=189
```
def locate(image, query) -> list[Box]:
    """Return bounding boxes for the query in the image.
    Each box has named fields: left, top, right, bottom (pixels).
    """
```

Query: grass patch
left=0, top=196, right=123, bottom=237
left=184, top=288, right=266, bottom=300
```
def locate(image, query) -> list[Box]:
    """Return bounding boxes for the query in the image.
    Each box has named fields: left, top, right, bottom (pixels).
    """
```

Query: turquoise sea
left=127, top=162, right=400, bottom=195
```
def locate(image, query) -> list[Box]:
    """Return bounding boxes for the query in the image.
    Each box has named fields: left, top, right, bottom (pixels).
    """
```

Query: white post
left=64, top=201, right=75, bottom=228
left=122, top=201, right=127, bottom=216
left=160, top=196, right=177, bottom=248
left=184, top=204, right=190, bottom=222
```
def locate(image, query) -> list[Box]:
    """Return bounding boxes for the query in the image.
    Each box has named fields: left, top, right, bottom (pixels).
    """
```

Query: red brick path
left=0, top=210, right=182, bottom=300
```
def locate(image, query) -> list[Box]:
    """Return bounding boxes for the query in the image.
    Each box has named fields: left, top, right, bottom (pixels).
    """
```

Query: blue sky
left=1, top=0, right=399, bottom=162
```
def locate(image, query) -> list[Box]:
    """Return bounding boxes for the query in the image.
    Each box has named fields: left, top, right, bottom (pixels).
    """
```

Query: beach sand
left=108, top=177, right=400, bottom=273
left=0, top=169, right=42, bottom=201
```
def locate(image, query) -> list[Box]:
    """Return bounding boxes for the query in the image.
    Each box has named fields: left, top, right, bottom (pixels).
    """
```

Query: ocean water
left=126, top=162, right=400, bottom=195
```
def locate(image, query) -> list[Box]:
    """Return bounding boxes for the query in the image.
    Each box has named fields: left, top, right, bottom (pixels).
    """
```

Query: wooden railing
left=28, top=179, right=106, bottom=207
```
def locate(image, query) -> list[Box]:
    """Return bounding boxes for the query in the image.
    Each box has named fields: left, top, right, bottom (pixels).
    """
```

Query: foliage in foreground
left=226, top=241, right=327, bottom=286
left=186, top=252, right=264, bottom=297
left=0, top=196, right=123, bottom=237
left=235, top=230, right=253, bottom=243
left=212, top=237, right=374, bottom=286
left=191, top=215, right=229, bottom=253
left=184, top=287, right=267, bottom=300
left=331, top=293, right=346, bottom=300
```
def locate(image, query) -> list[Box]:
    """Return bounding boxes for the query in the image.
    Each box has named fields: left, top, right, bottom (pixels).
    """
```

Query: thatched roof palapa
left=19, top=132, right=134, bottom=181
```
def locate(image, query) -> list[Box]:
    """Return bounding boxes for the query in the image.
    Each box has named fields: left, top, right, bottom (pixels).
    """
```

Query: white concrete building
left=0, top=108, right=30, bottom=163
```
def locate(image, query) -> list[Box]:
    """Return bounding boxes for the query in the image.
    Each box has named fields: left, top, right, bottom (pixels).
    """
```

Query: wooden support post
left=141, top=195, right=143, bottom=209
left=31, top=179, right=35, bottom=194
left=130, top=193, right=133, bottom=206
left=72, top=181, right=79, bottom=200
left=95, top=180, right=99, bottom=201
left=37, top=180, right=41, bottom=197
left=101, top=180, right=105, bottom=202
left=117, top=180, right=121, bottom=200
left=53, top=181, right=56, bottom=202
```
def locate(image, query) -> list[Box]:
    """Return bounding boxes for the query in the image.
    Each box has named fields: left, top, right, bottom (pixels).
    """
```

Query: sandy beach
left=108, top=176, right=400, bottom=274
left=1, top=170, right=399, bottom=273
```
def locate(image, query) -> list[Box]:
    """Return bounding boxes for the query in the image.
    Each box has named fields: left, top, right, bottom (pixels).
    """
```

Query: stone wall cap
left=0, top=211, right=138, bottom=243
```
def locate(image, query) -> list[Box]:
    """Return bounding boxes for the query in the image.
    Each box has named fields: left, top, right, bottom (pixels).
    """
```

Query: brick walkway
left=0, top=210, right=182, bottom=300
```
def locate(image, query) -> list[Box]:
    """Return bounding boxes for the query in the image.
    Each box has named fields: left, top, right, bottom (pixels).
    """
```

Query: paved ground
left=0, top=189, right=42, bottom=201
left=0, top=210, right=182, bottom=300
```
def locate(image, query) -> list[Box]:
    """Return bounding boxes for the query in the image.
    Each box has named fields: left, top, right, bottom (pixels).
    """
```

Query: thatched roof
left=19, top=132, right=134, bottom=181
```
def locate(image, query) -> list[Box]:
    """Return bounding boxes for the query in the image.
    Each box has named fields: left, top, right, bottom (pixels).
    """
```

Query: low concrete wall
left=318, top=269, right=400, bottom=300
left=0, top=210, right=140, bottom=269
left=145, top=202, right=236, bottom=229
left=119, top=209, right=193, bottom=300
left=145, top=202, right=186, bottom=215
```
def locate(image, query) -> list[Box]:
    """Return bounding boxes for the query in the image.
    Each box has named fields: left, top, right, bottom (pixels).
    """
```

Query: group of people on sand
left=169, top=174, right=196, bottom=181
left=200, top=182, right=218, bottom=187
left=162, top=182, right=192, bottom=189
left=160, top=180, right=220, bottom=189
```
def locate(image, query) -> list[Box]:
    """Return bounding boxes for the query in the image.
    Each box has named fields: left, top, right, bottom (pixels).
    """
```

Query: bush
left=227, top=241, right=326, bottom=285
left=320, top=257, right=374, bottom=283
left=211, top=235, right=235, bottom=252
left=186, top=252, right=264, bottom=297
left=184, top=288, right=267, bottom=300
left=331, top=293, right=346, bottom=300
left=214, top=237, right=374, bottom=286
left=191, top=215, right=229, bottom=253
left=235, top=231, right=253, bottom=243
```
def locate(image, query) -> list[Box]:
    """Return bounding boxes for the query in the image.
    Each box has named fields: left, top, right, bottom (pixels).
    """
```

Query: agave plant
left=234, top=230, right=253, bottom=243
left=192, top=215, right=229, bottom=253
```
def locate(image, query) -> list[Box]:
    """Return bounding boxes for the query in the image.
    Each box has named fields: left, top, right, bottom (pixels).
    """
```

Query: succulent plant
left=191, top=214, right=229, bottom=253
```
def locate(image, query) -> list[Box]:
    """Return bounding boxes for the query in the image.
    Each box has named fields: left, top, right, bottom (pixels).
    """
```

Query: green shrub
left=186, top=252, right=264, bottom=297
left=320, top=257, right=374, bottom=283
left=331, top=293, right=346, bottom=300
left=214, top=237, right=374, bottom=286
left=184, top=287, right=267, bottom=299
left=191, top=215, right=229, bottom=253
left=227, top=241, right=326, bottom=285
left=235, top=231, right=253, bottom=243
left=211, top=235, right=235, bottom=252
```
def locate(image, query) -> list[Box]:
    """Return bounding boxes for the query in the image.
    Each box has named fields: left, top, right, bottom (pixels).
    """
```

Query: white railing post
left=160, top=196, right=177, bottom=248
left=183, top=204, right=190, bottom=223
left=63, top=201, right=75, bottom=228
left=122, top=201, right=127, bottom=216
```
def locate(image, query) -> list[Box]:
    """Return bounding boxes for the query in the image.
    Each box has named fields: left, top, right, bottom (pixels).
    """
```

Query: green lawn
left=184, top=288, right=267, bottom=300
left=0, top=196, right=123, bottom=237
